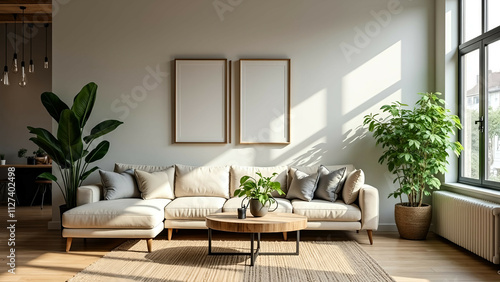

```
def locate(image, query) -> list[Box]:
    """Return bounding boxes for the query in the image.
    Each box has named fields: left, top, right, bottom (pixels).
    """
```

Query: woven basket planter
left=394, top=203, right=432, bottom=240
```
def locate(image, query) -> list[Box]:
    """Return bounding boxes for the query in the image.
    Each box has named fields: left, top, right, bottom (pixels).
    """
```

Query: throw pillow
left=314, top=165, right=347, bottom=202
left=342, top=169, right=365, bottom=204
left=286, top=169, right=319, bottom=201
left=99, top=169, right=140, bottom=200
left=134, top=169, right=175, bottom=200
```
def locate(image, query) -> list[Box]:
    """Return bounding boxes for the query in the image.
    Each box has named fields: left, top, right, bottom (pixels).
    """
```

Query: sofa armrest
left=359, top=184, right=379, bottom=230
left=76, top=184, right=103, bottom=206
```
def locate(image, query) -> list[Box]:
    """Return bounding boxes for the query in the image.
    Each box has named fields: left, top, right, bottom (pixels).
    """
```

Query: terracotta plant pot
left=394, top=203, right=432, bottom=240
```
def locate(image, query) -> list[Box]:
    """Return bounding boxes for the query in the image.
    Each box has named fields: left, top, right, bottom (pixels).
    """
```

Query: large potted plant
left=27, top=82, right=123, bottom=210
left=234, top=172, right=285, bottom=217
left=363, top=92, right=463, bottom=239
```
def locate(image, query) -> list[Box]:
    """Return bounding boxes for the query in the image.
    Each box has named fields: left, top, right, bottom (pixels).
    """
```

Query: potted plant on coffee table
left=234, top=171, right=285, bottom=217
left=363, top=92, right=463, bottom=240
left=27, top=82, right=123, bottom=212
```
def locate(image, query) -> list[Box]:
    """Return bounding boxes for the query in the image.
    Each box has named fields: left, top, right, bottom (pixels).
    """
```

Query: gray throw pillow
left=314, top=165, right=346, bottom=202
left=286, top=169, right=319, bottom=201
left=99, top=169, right=140, bottom=200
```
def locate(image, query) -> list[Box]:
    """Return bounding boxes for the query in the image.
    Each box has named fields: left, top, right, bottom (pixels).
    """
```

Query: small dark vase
left=27, top=157, right=36, bottom=165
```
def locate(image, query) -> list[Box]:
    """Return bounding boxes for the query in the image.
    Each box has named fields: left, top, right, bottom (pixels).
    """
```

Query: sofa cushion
left=288, top=164, right=355, bottom=189
left=62, top=198, right=171, bottom=229
left=175, top=165, right=230, bottom=198
left=114, top=163, right=171, bottom=173
left=230, top=166, right=288, bottom=198
left=222, top=197, right=293, bottom=213
left=164, top=197, right=226, bottom=220
left=99, top=169, right=140, bottom=200
left=314, top=166, right=347, bottom=202
left=114, top=164, right=175, bottom=195
left=291, top=199, right=361, bottom=221
left=342, top=169, right=365, bottom=205
left=286, top=169, right=319, bottom=201
left=135, top=169, right=175, bottom=200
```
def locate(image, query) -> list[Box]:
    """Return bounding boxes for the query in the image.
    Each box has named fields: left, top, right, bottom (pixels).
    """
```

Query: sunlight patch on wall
left=341, top=41, right=402, bottom=116
left=269, top=88, right=328, bottom=162
left=342, top=89, right=401, bottom=141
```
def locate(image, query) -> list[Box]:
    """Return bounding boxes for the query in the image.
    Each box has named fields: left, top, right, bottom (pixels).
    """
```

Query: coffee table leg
left=296, top=230, right=300, bottom=254
left=208, top=228, right=212, bottom=255
left=250, top=233, right=255, bottom=266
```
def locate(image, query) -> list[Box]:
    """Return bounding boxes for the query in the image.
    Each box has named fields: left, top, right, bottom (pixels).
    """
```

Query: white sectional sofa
left=62, top=163, right=379, bottom=252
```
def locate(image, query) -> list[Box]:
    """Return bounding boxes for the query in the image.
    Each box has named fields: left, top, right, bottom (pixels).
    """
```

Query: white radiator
left=433, top=191, right=500, bottom=264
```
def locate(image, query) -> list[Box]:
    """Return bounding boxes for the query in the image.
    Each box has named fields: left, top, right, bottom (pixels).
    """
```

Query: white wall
left=52, top=0, right=435, bottom=229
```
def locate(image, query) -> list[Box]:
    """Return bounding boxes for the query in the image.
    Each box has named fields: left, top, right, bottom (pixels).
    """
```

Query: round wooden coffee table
left=205, top=212, right=307, bottom=266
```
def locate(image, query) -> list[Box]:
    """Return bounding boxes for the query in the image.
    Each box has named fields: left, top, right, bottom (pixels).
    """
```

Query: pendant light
left=19, top=6, right=27, bottom=87
left=28, top=23, right=34, bottom=73
left=3, top=23, right=9, bottom=85
left=11, top=14, right=18, bottom=74
left=44, top=24, right=49, bottom=69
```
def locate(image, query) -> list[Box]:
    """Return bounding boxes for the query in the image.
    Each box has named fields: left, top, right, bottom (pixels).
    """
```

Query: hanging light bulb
left=28, top=24, right=34, bottom=73
left=18, top=6, right=27, bottom=87
left=44, top=24, right=49, bottom=69
left=11, top=14, right=18, bottom=74
left=3, top=23, right=9, bottom=85
left=19, top=61, right=27, bottom=87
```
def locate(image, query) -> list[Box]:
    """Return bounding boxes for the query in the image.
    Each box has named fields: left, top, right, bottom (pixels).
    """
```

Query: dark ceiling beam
left=0, top=13, right=51, bottom=23
left=0, top=2, right=52, bottom=23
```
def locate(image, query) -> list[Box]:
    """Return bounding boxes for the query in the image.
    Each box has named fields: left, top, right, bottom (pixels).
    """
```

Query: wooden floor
left=0, top=206, right=499, bottom=281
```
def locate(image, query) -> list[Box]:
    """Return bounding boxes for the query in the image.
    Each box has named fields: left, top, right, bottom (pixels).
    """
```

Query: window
left=459, top=0, right=500, bottom=189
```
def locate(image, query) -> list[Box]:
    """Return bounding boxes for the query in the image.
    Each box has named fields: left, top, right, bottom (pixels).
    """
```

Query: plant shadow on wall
left=26, top=82, right=123, bottom=209
left=363, top=92, right=463, bottom=240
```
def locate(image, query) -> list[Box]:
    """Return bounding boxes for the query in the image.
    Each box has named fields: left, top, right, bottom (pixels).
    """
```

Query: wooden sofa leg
left=367, top=230, right=373, bottom=245
left=168, top=228, right=173, bottom=240
left=283, top=232, right=288, bottom=241
left=146, top=239, right=153, bottom=253
left=66, top=238, right=73, bottom=252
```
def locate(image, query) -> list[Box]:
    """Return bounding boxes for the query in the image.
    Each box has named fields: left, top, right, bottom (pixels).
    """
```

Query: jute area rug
left=69, top=240, right=394, bottom=282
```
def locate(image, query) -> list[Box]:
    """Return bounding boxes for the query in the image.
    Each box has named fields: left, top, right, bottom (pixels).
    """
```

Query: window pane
left=462, top=49, right=480, bottom=179
left=487, top=0, right=500, bottom=31
left=463, top=0, right=482, bottom=42
left=486, top=40, right=500, bottom=181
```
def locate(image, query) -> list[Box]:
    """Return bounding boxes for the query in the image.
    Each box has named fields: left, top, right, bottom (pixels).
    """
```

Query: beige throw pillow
left=134, top=169, right=175, bottom=200
left=342, top=169, right=365, bottom=204
left=175, top=164, right=230, bottom=198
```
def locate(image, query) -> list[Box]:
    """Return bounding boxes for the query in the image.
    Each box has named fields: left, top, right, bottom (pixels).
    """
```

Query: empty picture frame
left=174, top=59, right=228, bottom=143
left=240, top=59, right=291, bottom=144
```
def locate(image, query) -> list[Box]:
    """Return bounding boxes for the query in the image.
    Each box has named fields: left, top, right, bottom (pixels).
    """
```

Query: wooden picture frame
left=174, top=59, right=229, bottom=144
left=239, top=59, right=291, bottom=144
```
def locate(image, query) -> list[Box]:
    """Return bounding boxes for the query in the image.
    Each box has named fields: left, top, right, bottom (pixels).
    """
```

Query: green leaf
left=71, top=82, right=97, bottom=129
left=37, top=172, right=57, bottom=182
left=57, top=109, right=83, bottom=161
left=240, top=176, right=250, bottom=185
left=80, top=166, right=99, bottom=181
left=83, top=119, right=123, bottom=144
left=85, top=141, right=110, bottom=163
left=41, top=92, right=69, bottom=122
left=27, top=127, right=67, bottom=167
